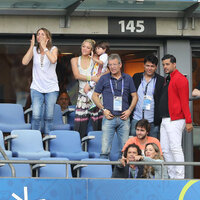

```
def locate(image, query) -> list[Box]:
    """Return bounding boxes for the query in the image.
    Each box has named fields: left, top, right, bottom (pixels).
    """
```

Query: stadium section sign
left=108, top=17, right=156, bottom=36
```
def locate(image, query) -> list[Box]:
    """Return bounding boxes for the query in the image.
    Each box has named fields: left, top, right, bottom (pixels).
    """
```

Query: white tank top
left=30, top=46, right=59, bottom=93
left=78, top=56, right=94, bottom=95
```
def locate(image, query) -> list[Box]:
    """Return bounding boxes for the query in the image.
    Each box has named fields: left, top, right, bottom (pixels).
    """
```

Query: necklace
left=40, top=54, right=44, bottom=67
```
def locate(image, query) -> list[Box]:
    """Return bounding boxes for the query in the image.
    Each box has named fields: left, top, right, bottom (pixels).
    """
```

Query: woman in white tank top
left=22, top=28, right=59, bottom=134
left=71, top=39, right=103, bottom=139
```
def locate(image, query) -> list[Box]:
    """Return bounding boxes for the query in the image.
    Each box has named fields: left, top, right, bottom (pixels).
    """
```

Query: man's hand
left=40, top=37, right=48, bottom=50
left=119, top=156, right=127, bottom=167
left=185, top=123, right=193, bottom=133
left=103, top=109, right=114, bottom=120
left=120, top=109, right=131, bottom=120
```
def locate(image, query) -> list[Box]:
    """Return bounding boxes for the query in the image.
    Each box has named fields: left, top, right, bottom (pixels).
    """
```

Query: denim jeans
left=100, top=116, right=130, bottom=159
left=31, top=89, right=58, bottom=134
left=130, top=118, right=159, bottom=139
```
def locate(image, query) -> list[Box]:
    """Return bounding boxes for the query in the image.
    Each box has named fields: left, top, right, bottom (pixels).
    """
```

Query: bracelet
left=101, top=108, right=106, bottom=112
left=86, top=75, right=91, bottom=81
left=44, top=48, right=48, bottom=53
left=89, top=82, right=93, bottom=89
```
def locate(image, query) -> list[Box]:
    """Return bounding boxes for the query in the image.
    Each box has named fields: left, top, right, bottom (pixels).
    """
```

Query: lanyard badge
left=114, top=96, right=122, bottom=111
left=142, top=95, right=152, bottom=111
left=142, top=77, right=156, bottom=111
left=110, top=78, right=124, bottom=112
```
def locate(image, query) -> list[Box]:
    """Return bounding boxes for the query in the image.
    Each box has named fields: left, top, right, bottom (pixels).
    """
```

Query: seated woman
left=134, top=143, right=168, bottom=179
left=112, top=144, right=144, bottom=178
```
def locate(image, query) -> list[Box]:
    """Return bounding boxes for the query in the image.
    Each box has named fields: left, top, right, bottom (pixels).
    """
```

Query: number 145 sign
left=108, top=17, right=156, bottom=35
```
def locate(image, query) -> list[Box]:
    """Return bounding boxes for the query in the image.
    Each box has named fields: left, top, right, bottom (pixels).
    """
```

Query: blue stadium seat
left=62, top=105, right=76, bottom=130
left=82, top=131, right=120, bottom=161
left=52, top=104, right=71, bottom=131
left=25, top=104, right=70, bottom=133
left=6, top=130, right=50, bottom=160
left=0, top=158, right=31, bottom=177
left=0, top=103, right=31, bottom=132
left=74, top=158, right=112, bottom=178
left=82, top=131, right=102, bottom=158
left=0, top=130, right=12, bottom=158
left=33, top=157, right=72, bottom=178
left=48, top=130, right=89, bottom=160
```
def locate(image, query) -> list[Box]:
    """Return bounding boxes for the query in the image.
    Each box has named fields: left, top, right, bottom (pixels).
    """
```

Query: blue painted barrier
left=0, top=178, right=199, bottom=200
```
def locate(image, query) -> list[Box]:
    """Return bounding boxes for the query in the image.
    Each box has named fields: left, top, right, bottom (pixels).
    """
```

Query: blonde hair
left=81, top=39, right=96, bottom=51
left=36, top=27, right=52, bottom=53
left=143, top=143, right=163, bottom=178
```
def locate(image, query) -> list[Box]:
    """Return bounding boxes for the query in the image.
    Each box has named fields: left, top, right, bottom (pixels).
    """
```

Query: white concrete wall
left=157, top=17, right=200, bottom=36
left=0, top=16, right=107, bottom=34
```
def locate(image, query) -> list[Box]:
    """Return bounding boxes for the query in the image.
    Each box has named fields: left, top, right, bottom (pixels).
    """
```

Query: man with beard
left=159, top=54, right=193, bottom=179
left=112, top=143, right=144, bottom=178
left=122, top=119, right=162, bottom=155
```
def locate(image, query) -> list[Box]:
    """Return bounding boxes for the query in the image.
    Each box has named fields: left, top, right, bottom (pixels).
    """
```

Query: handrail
left=0, top=159, right=200, bottom=179
left=0, top=147, right=15, bottom=177
left=189, top=96, right=200, bottom=101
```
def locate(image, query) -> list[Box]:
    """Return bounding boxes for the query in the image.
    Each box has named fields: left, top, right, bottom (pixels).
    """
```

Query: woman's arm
left=45, top=47, right=58, bottom=64
left=22, top=34, right=35, bottom=65
left=71, top=57, right=88, bottom=81
left=40, top=38, right=58, bottom=64
left=142, top=156, right=163, bottom=172
left=71, top=57, right=97, bottom=82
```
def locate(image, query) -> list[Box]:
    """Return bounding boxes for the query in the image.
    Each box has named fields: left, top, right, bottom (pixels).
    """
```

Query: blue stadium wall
left=1, top=178, right=200, bottom=199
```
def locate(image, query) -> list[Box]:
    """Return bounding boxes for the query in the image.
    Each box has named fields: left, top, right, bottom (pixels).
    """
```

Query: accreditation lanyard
left=141, top=77, right=156, bottom=96
left=129, top=166, right=139, bottom=178
left=142, top=77, right=156, bottom=118
left=110, top=78, right=124, bottom=111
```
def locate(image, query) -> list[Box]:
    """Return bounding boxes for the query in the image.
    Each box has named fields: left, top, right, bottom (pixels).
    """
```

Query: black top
left=196, top=82, right=200, bottom=90
left=159, top=76, right=170, bottom=118
left=112, top=164, right=144, bottom=178
left=132, top=72, right=165, bottom=126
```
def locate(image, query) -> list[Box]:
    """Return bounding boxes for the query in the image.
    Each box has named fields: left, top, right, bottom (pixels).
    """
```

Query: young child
left=84, top=41, right=110, bottom=110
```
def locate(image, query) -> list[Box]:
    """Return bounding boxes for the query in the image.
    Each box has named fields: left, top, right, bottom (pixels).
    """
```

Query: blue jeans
left=130, top=118, right=159, bottom=139
left=31, top=89, right=58, bottom=134
left=100, top=117, right=130, bottom=159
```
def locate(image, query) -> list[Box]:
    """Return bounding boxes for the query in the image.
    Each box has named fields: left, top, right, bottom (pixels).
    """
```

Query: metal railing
left=0, top=159, right=200, bottom=179
left=0, top=147, right=15, bottom=177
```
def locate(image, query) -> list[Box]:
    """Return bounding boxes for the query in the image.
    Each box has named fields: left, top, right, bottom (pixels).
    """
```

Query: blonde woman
left=22, top=28, right=59, bottom=134
left=71, top=39, right=103, bottom=138
left=135, top=143, right=168, bottom=179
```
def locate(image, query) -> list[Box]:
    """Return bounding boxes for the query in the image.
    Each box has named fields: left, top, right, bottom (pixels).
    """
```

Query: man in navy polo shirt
left=92, top=54, right=138, bottom=159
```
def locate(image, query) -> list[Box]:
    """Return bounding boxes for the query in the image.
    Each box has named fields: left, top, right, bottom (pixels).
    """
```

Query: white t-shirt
left=90, top=53, right=108, bottom=88
left=99, top=53, right=108, bottom=74
left=30, top=46, right=59, bottom=93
